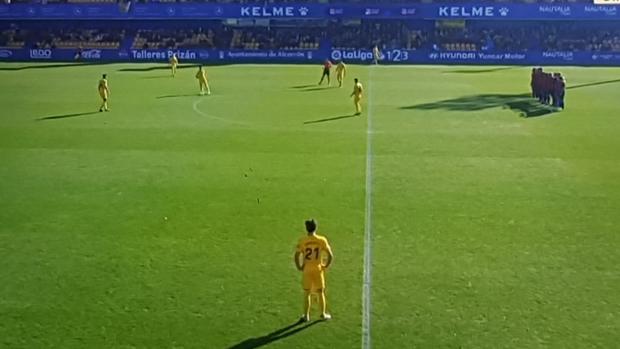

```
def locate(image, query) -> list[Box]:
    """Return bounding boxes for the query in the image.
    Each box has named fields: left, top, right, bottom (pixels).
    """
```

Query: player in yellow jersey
left=335, top=60, right=347, bottom=88
left=294, top=219, right=333, bottom=322
left=169, top=53, right=179, bottom=77
left=350, top=78, right=363, bottom=115
left=195, top=65, right=211, bottom=95
left=98, top=74, right=109, bottom=112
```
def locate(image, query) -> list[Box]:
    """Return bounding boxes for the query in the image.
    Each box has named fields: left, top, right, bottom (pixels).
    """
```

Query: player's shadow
left=118, top=65, right=195, bottom=72
left=227, top=319, right=321, bottom=349
left=401, top=93, right=556, bottom=118
left=401, top=78, right=620, bottom=117
left=304, top=114, right=358, bottom=124
left=36, top=111, right=100, bottom=121
left=290, top=84, right=316, bottom=89
left=156, top=94, right=201, bottom=99
left=142, top=75, right=173, bottom=79
left=299, top=86, right=335, bottom=92
left=567, top=78, right=620, bottom=90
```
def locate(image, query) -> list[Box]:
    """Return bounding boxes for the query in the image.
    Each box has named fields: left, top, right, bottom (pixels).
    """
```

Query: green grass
left=0, top=62, right=618, bottom=348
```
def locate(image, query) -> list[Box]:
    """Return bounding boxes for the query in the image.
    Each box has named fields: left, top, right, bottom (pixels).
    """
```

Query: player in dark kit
left=542, top=72, right=553, bottom=105
left=532, top=67, right=544, bottom=102
left=530, top=68, right=538, bottom=98
left=553, top=73, right=566, bottom=110
left=318, top=59, right=332, bottom=86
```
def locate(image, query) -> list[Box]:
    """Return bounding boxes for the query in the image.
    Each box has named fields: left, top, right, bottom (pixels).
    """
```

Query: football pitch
left=0, top=62, right=618, bottom=348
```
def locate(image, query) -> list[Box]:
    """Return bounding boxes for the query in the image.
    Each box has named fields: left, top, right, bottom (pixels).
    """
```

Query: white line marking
left=362, top=67, right=374, bottom=349
left=192, top=98, right=250, bottom=126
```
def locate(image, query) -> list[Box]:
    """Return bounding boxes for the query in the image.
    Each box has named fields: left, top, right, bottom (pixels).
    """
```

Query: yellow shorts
left=99, top=91, right=108, bottom=100
left=302, top=271, right=325, bottom=291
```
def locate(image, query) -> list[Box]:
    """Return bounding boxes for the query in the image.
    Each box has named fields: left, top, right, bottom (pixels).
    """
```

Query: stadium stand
left=0, top=28, right=25, bottom=48
left=132, top=28, right=225, bottom=49
left=3, top=18, right=620, bottom=53
left=27, top=28, right=124, bottom=49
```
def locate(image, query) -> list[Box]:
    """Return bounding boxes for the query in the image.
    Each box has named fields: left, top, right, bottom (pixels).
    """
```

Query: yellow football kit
left=195, top=69, right=211, bottom=95
left=296, top=234, right=332, bottom=291
left=353, top=82, right=363, bottom=114
left=98, top=78, right=109, bottom=111
left=335, top=62, right=346, bottom=87
left=169, top=56, right=178, bottom=77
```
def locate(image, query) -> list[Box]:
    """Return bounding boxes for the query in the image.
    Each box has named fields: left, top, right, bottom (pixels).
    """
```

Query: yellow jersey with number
left=297, top=234, right=332, bottom=273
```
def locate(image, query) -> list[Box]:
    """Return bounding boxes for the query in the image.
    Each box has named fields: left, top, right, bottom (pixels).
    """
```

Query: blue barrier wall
left=2, top=47, right=620, bottom=66
left=1, top=3, right=619, bottom=20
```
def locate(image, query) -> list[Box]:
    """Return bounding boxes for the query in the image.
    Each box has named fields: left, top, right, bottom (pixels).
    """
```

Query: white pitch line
left=362, top=66, right=374, bottom=349
left=192, top=98, right=250, bottom=126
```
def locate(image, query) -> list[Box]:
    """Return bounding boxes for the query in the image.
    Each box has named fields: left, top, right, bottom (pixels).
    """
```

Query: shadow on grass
left=227, top=319, right=321, bottom=349
left=37, top=111, right=100, bottom=121
left=0, top=62, right=111, bottom=71
left=567, top=78, right=620, bottom=90
left=443, top=66, right=516, bottom=74
left=299, top=86, right=335, bottom=92
left=290, top=84, right=316, bottom=89
left=304, top=114, right=357, bottom=124
left=142, top=75, right=173, bottom=79
left=156, top=93, right=200, bottom=99
left=118, top=64, right=196, bottom=72
left=399, top=78, right=620, bottom=117
left=401, top=93, right=556, bottom=118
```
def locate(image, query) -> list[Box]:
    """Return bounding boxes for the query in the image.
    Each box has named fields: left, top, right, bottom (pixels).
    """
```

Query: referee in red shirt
left=318, top=59, right=333, bottom=86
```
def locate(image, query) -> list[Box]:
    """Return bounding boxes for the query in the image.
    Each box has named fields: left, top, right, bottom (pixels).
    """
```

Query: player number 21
left=304, top=247, right=319, bottom=260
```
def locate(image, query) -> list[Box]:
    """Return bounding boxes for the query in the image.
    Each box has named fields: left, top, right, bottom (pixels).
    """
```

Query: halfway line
left=362, top=66, right=374, bottom=349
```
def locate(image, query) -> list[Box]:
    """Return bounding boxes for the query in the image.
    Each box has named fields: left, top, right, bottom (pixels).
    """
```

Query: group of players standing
left=98, top=48, right=380, bottom=115
left=170, top=54, right=212, bottom=95
left=318, top=59, right=365, bottom=115
left=96, top=53, right=211, bottom=112
left=530, top=68, right=566, bottom=110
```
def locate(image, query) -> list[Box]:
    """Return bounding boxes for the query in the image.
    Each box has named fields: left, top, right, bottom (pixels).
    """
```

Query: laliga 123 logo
left=499, top=7, right=509, bottom=16
left=298, top=7, right=309, bottom=16
left=331, top=49, right=342, bottom=60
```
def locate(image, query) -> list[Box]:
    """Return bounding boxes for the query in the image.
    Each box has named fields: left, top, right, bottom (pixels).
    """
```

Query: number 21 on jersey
left=304, top=247, right=319, bottom=260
